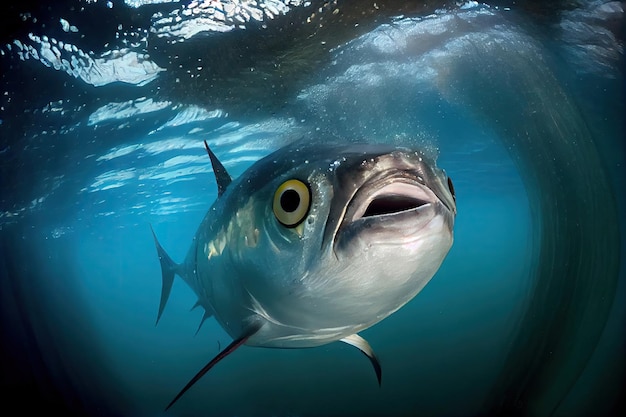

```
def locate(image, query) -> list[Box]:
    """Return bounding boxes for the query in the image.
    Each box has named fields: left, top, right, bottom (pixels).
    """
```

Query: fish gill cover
left=0, top=1, right=624, bottom=417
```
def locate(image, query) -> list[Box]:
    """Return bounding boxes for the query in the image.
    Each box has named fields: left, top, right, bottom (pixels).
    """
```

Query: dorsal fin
left=204, top=140, right=232, bottom=197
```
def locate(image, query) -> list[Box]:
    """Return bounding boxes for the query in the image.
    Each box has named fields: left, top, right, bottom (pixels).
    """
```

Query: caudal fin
left=150, top=225, right=178, bottom=325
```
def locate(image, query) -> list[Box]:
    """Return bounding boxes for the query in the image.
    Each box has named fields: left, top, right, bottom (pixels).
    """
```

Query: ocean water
left=0, top=1, right=623, bottom=417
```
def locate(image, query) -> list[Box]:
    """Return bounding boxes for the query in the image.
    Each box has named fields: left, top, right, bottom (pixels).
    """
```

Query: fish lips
left=334, top=177, right=447, bottom=251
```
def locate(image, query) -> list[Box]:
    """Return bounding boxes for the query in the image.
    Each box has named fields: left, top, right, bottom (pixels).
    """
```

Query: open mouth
left=362, top=194, right=429, bottom=217
left=352, top=182, right=434, bottom=220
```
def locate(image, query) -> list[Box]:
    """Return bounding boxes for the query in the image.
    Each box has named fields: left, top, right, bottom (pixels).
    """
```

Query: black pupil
left=280, top=189, right=301, bottom=212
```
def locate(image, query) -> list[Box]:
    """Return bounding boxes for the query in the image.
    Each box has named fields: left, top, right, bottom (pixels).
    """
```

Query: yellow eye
left=273, top=179, right=311, bottom=228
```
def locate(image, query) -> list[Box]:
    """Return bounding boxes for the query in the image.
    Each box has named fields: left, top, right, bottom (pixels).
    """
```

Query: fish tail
left=150, top=225, right=179, bottom=325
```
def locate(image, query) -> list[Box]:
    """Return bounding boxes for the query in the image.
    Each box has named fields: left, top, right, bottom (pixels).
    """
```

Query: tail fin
left=150, top=225, right=179, bottom=325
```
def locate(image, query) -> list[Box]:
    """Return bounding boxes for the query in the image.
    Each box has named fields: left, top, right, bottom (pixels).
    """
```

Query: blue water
left=19, top=109, right=529, bottom=416
left=1, top=1, right=623, bottom=417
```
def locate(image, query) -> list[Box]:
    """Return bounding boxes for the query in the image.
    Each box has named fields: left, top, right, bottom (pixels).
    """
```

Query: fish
left=151, top=140, right=457, bottom=410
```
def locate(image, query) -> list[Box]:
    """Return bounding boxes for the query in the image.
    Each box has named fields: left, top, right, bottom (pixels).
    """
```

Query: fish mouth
left=349, top=182, right=433, bottom=222
left=329, top=175, right=442, bottom=254
left=320, top=149, right=456, bottom=254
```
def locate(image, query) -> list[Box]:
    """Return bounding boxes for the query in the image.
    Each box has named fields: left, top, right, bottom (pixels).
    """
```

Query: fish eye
left=273, top=179, right=311, bottom=228
left=447, top=177, right=456, bottom=202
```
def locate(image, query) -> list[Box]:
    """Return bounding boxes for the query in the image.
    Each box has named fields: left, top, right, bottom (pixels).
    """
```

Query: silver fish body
left=152, top=141, right=456, bottom=408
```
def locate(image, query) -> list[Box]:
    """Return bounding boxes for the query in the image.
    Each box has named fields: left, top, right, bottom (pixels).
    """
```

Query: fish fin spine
left=194, top=310, right=213, bottom=336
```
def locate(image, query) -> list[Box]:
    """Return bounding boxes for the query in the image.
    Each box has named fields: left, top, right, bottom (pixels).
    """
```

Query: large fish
left=151, top=140, right=457, bottom=409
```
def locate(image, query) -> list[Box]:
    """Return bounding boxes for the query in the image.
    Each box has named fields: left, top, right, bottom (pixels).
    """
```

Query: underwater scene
left=0, top=1, right=623, bottom=416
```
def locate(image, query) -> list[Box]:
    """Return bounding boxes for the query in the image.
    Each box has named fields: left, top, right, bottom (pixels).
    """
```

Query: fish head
left=312, top=145, right=456, bottom=331
left=217, top=143, right=456, bottom=344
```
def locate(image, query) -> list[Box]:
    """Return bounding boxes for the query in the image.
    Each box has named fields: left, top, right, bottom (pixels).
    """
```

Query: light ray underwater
left=0, top=1, right=623, bottom=417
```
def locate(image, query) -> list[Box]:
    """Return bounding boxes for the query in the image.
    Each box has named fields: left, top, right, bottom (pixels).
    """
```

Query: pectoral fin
left=165, top=321, right=262, bottom=411
left=340, top=333, right=382, bottom=386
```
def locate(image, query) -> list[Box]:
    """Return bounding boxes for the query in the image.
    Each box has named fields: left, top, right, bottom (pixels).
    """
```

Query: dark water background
left=0, top=1, right=624, bottom=416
